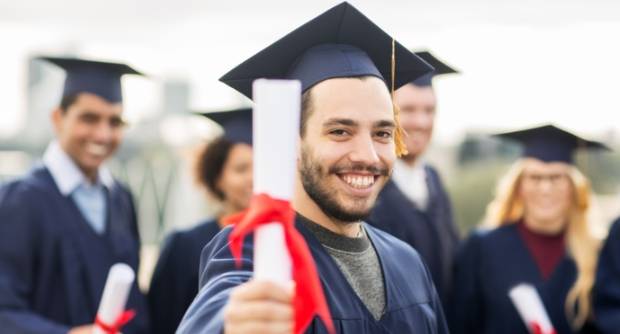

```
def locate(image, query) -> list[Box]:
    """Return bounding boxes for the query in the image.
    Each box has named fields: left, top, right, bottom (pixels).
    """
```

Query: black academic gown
left=594, top=216, right=620, bottom=333
left=369, top=164, right=460, bottom=308
left=451, top=223, right=599, bottom=334
left=176, top=216, right=448, bottom=334
left=0, top=166, right=149, bottom=334
left=148, top=219, right=221, bottom=334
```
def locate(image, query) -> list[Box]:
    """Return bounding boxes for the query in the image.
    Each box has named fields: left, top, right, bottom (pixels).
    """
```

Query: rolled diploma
left=251, top=79, right=301, bottom=284
left=92, top=263, right=135, bottom=334
left=509, top=283, right=554, bottom=333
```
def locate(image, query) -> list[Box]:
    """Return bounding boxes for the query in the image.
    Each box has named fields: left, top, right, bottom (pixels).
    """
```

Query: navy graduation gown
left=177, top=217, right=448, bottom=334
left=0, top=166, right=149, bottom=334
left=369, top=165, right=460, bottom=308
left=451, top=223, right=599, bottom=334
left=148, top=219, right=221, bottom=334
left=594, top=217, right=620, bottom=333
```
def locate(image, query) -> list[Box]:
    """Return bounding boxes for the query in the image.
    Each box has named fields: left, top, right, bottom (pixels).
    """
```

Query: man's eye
left=329, top=129, right=348, bottom=136
left=80, top=115, right=98, bottom=123
left=376, top=131, right=393, bottom=139
left=110, top=118, right=126, bottom=128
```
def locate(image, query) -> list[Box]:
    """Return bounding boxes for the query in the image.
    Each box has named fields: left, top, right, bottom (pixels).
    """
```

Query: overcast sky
left=1, top=0, right=619, bottom=144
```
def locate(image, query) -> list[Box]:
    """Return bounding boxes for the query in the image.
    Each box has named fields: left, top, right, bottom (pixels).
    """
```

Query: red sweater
left=516, top=221, right=566, bottom=280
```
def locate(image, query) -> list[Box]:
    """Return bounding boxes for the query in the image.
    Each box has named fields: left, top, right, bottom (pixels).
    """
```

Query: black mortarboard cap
left=410, top=51, right=459, bottom=87
left=39, top=56, right=142, bottom=103
left=220, top=2, right=434, bottom=98
left=494, top=124, right=609, bottom=164
left=199, top=108, right=253, bottom=145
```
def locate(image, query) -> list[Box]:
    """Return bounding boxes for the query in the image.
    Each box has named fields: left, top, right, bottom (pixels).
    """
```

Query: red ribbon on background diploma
left=225, top=193, right=335, bottom=334
left=94, top=309, right=135, bottom=334
left=530, top=321, right=557, bottom=334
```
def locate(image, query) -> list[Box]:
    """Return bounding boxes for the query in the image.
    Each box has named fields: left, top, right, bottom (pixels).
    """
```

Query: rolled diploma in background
left=509, top=283, right=554, bottom=333
left=92, top=263, right=135, bottom=334
left=251, top=79, right=301, bottom=284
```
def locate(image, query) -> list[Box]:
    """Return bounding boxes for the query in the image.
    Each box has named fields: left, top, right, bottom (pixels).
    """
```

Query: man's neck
left=400, top=154, right=421, bottom=167
left=81, top=169, right=98, bottom=184
left=57, top=143, right=99, bottom=184
left=293, top=183, right=361, bottom=238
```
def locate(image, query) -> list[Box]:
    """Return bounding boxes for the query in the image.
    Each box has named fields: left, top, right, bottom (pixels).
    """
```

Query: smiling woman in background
left=147, top=109, right=253, bottom=334
left=450, top=124, right=606, bottom=334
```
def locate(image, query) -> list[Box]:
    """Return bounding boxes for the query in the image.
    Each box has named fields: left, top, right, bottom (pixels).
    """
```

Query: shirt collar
left=42, top=141, right=114, bottom=195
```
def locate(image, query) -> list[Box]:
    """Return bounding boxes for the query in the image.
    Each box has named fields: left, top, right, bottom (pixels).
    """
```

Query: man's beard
left=299, top=146, right=390, bottom=223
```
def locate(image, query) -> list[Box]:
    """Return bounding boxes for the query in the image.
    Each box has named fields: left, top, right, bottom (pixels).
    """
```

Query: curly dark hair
left=195, top=137, right=236, bottom=200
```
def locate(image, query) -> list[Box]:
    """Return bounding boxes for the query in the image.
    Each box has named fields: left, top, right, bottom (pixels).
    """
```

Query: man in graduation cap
left=368, top=51, right=460, bottom=308
left=177, top=2, right=448, bottom=334
left=0, top=57, right=149, bottom=333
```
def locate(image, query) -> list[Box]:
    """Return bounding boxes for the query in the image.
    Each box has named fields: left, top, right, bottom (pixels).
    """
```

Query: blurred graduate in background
left=369, top=50, right=460, bottom=308
left=148, top=108, right=253, bottom=334
left=0, top=57, right=150, bottom=334
left=451, top=124, right=606, bottom=334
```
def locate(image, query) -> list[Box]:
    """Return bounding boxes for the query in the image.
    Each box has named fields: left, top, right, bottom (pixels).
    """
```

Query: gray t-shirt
left=299, top=216, right=386, bottom=320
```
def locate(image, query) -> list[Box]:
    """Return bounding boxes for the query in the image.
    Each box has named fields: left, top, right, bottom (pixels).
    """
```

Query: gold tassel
left=391, top=39, right=408, bottom=157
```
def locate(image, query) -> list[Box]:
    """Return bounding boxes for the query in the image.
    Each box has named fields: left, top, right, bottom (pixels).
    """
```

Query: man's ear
left=51, top=107, right=64, bottom=136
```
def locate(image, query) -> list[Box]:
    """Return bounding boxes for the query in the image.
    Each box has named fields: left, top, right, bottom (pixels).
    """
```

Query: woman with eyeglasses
left=450, top=124, right=606, bottom=334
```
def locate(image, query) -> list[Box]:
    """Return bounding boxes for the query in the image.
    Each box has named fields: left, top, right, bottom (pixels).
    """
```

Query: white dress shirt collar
left=42, top=141, right=114, bottom=196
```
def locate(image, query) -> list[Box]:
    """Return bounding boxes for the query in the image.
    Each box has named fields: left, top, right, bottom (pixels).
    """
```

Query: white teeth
left=342, top=174, right=375, bottom=189
left=86, top=143, right=108, bottom=156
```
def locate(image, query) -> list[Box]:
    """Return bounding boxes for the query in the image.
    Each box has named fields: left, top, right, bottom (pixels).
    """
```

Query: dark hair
left=299, top=89, right=313, bottom=138
left=59, top=94, right=80, bottom=113
left=195, top=137, right=235, bottom=200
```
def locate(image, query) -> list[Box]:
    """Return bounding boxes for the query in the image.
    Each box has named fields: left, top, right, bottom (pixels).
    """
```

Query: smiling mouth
left=85, top=143, right=108, bottom=157
left=337, top=173, right=378, bottom=190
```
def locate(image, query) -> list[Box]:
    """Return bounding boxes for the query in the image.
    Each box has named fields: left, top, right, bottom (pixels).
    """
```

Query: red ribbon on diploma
left=225, top=193, right=335, bottom=334
left=94, top=309, right=135, bottom=334
left=530, top=321, right=557, bottom=334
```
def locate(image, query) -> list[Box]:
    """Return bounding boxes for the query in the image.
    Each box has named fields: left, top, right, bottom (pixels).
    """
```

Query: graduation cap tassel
left=391, top=39, right=408, bottom=157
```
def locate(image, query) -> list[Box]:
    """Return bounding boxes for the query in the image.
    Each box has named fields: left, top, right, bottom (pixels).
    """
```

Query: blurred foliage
left=446, top=159, right=513, bottom=237
left=575, top=150, right=620, bottom=194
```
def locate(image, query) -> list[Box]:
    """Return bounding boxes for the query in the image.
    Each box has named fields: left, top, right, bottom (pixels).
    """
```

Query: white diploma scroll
left=509, top=283, right=554, bottom=334
left=251, top=79, right=301, bottom=284
left=93, top=263, right=135, bottom=334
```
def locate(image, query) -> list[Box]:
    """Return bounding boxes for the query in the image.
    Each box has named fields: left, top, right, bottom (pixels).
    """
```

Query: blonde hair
left=482, top=159, right=600, bottom=329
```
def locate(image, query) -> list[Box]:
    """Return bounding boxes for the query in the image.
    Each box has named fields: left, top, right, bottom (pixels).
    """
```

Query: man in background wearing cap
left=0, top=57, right=149, bottom=333
left=369, top=51, right=460, bottom=309
left=177, top=3, right=448, bottom=333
